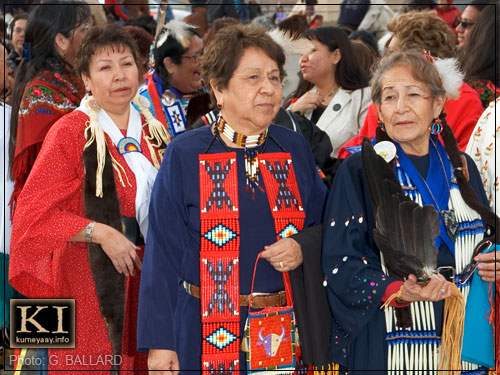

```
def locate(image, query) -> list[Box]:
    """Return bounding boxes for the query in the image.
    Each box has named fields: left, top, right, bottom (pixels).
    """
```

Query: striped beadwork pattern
left=200, top=153, right=240, bottom=373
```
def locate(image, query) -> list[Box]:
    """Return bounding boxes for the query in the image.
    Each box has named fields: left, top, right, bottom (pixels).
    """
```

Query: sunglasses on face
left=456, top=19, right=475, bottom=29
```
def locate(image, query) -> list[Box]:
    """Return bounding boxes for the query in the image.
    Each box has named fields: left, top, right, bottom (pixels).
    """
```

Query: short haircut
left=371, top=50, right=445, bottom=105
left=387, top=12, right=456, bottom=59
left=75, top=24, right=140, bottom=77
left=201, top=24, right=285, bottom=106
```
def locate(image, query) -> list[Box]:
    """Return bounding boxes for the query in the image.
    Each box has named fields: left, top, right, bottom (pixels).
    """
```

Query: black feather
left=361, top=138, right=440, bottom=328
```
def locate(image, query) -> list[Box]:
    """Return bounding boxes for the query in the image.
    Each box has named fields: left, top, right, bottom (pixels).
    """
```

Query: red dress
left=338, top=82, right=484, bottom=158
left=9, top=110, right=150, bottom=373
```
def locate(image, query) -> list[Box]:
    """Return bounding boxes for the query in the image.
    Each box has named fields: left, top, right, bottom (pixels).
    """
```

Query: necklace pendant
left=441, top=209, right=459, bottom=240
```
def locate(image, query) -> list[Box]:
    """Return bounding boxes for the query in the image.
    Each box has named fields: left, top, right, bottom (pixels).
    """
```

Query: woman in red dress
left=9, top=24, right=170, bottom=374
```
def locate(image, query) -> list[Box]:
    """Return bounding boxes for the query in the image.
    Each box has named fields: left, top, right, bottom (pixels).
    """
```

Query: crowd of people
left=1, top=0, right=499, bottom=374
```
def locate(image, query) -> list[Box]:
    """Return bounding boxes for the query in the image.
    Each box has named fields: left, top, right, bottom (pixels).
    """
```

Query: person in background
left=139, top=19, right=204, bottom=138
left=461, top=1, right=499, bottom=108
left=455, top=0, right=489, bottom=49
left=433, top=0, right=461, bottom=35
left=399, top=0, right=436, bottom=13
left=338, top=11, right=484, bottom=157
left=8, top=0, right=90, bottom=217
left=184, top=3, right=209, bottom=37
left=275, top=5, right=287, bottom=24
left=336, top=0, right=370, bottom=34
left=288, top=26, right=371, bottom=158
left=349, top=29, right=379, bottom=57
left=350, top=39, right=378, bottom=79
left=138, top=23, right=329, bottom=372
left=124, top=25, right=154, bottom=84
left=7, top=13, right=27, bottom=71
left=10, top=23, right=170, bottom=374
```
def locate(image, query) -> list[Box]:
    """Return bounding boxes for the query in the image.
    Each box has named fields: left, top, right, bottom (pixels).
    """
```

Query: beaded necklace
left=216, top=115, right=268, bottom=198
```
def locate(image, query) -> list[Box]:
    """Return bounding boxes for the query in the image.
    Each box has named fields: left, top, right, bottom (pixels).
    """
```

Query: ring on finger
left=279, top=261, right=284, bottom=268
left=440, top=288, right=446, bottom=293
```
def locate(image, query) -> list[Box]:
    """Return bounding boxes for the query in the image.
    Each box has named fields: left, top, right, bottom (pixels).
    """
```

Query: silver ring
left=440, top=288, right=446, bottom=293
left=279, top=261, right=284, bottom=268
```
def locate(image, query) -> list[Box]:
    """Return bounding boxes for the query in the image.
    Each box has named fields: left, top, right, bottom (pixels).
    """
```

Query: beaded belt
left=183, top=281, right=287, bottom=309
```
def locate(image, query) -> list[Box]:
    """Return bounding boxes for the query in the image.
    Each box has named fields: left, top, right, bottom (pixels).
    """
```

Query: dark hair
left=201, top=24, right=286, bottom=106
left=9, top=0, right=90, bottom=176
left=371, top=51, right=445, bottom=105
left=401, top=0, right=437, bottom=12
left=468, top=0, right=491, bottom=12
left=203, top=17, right=239, bottom=47
left=153, top=21, right=201, bottom=87
left=75, top=24, right=140, bottom=77
left=302, top=26, right=370, bottom=90
left=125, top=15, right=157, bottom=37
left=349, top=29, right=379, bottom=57
left=9, top=12, right=28, bottom=38
left=277, top=14, right=309, bottom=39
left=123, top=25, right=152, bottom=63
left=351, top=40, right=378, bottom=79
left=462, top=2, right=499, bottom=87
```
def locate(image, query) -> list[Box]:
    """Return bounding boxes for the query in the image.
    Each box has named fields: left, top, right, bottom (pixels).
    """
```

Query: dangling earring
left=378, top=121, right=386, bottom=132
left=429, top=118, right=442, bottom=135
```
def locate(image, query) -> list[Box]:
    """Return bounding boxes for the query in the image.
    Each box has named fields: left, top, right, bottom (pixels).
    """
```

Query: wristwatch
left=84, top=221, right=96, bottom=243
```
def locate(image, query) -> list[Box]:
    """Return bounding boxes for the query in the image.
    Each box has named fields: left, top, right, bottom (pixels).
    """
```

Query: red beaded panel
left=199, top=153, right=240, bottom=373
left=259, top=153, right=305, bottom=240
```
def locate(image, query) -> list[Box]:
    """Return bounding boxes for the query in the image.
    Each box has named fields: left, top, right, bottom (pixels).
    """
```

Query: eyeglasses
left=456, top=19, right=475, bottom=29
left=234, top=72, right=283, bottom=87
left=457, top=240, right=492, bottom=284
left=74, top=23, right=90, bottom=34
left=182, top=50, right=203, bottom=63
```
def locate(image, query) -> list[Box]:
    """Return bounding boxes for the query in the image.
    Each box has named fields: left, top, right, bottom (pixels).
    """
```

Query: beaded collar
left=216, top=116, right=267, bottom=148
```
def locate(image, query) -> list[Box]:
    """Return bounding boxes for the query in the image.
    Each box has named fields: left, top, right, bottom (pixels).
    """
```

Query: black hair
left=462, top=1, right=499, bottom=87
left=349, top=29, right=379, bottom=57
left=8, top=0, right=90, bottom=176
left=302, top=26, right=369, bottom=91
left=468, top=0, right=491, bottom=12
left=153, top=25, right=201, bottom=87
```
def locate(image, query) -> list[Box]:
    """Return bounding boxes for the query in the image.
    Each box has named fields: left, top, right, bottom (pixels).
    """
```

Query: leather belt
left=182, top=281, right=287, bottom=309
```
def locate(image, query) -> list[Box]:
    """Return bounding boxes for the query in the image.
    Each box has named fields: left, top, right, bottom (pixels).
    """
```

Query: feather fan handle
left=156, top=19, right=195, bottom=50
left=267, top=29, right=314, bottom=56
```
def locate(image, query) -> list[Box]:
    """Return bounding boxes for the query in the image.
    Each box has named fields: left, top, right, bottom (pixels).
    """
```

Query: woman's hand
left=400, top=274, right=452, bottom=302
left=261, top=238, right=303, bottom=272
left=148, top=349, right=179, bottom=375
left=92, top=223, right=142, bottom=277
left=290, top=92, right=323, bottom=114
left=475, top=251, right=499, bottom=283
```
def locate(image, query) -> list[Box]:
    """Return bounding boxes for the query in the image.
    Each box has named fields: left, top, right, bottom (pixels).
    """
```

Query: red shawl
left=10, top=68, right=85, bottom=216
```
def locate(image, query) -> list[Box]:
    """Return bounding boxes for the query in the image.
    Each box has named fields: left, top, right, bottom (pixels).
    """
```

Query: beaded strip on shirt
left=216, top=115, right=268, bottom=198
left=380, top=157, right=485, bottom=375
left=199, top=152, right=305, bottom=374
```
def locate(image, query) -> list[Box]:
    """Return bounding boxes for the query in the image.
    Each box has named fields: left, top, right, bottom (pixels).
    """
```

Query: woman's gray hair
left=371, top=50, right=446, bottom=105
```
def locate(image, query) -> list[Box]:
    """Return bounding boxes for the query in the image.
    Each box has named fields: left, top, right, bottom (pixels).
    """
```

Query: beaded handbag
left=242, top=251, right=299, bottom=374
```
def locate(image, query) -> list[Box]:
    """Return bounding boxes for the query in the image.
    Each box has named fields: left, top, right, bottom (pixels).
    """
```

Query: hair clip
left=422, top=49, right=434, bottom=63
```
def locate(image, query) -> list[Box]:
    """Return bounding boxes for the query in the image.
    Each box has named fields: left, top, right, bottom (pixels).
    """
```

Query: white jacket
left=304, top=86, right=371, bottom=158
